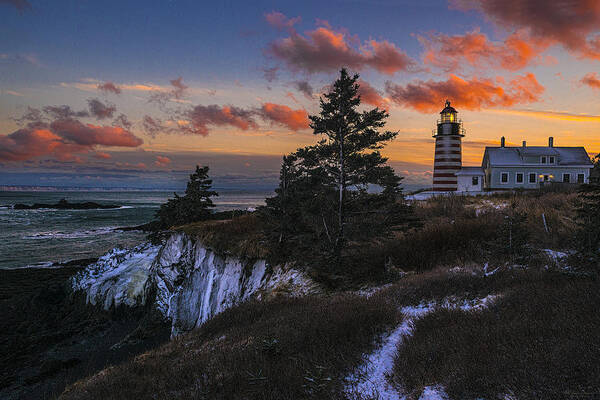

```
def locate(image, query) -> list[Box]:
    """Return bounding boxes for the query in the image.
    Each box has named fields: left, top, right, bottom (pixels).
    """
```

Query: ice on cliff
left=72, top=232, right=318, bottom=336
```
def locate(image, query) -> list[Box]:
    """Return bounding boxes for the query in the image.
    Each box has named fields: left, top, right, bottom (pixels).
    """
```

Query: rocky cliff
left=72, top=232, right=319, bottom=336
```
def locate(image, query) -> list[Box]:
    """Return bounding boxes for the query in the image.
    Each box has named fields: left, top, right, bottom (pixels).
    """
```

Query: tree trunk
left=337, top=126, right=345, bottom=248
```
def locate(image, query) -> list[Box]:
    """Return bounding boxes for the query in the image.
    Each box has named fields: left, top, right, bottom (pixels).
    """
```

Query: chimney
left=549, top=137, right=554, bottom=147
left=522, top=140, right=527, bottom=147
left=501, top=136, right=505, bottom=147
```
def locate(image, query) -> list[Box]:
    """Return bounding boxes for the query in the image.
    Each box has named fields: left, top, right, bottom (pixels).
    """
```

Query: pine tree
left=308, top=68, right=401, bottom=251
left=262, top=69, right=413, bottom=271
left=156, top=165, right=218, bottom=227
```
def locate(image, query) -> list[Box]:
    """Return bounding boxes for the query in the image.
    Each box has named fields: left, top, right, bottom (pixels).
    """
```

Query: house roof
left=483, top=146, right=592, bottom=166
left=456, top=167, right=485, bottom=176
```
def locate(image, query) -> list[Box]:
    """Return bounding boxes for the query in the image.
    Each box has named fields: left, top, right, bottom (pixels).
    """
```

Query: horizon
left=1, top=0, right=599, bottom=190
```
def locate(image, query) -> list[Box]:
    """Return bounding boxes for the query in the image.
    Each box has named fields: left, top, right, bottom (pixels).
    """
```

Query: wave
left=22, top=227, right=122, bottom=240
left=2, top=261, right=61, bottom=270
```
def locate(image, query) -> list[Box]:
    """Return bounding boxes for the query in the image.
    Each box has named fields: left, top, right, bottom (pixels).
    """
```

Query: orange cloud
left=97, top=81, right=121, bottom=95
left=154, top=155, right=171, bottom=166
left=357, top=79, right=387, bottom=109
left=419, top=29, right=552, bottom=71
left=385, top=73, right=544, bottom=113
left=94, top=151, right=112, bottom=159
left=581, top=72, right=600, bottom=90
left=488, top=108, right=600, bottom=122
left=259, top=103, right=309, bottom=131
left=451, top=0, right=600, bottom=60
left=182, top=105, right=258, bottom=136
left=267, top=17, right=414, bottom=74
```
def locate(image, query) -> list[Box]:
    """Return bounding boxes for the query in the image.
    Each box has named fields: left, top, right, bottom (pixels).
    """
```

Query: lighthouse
left=432, top=100, right=464, bottom=191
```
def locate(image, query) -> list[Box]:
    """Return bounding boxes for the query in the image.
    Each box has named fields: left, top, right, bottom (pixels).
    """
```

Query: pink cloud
left=581, top=72, right=600, bottom=90
left=264, top=11, right=301, bottom=31
left=357, top=79, right=387, bottom=109
left=97, top=81, right=122, bottom=95
left=267, top=17, right=414, bottom=74
left=258, top=103, right=309, bottom=131
left=182, top=105, right=258, bottom=135
left=450, top=0, right=600, bottom=60
left=154, top=155, right=171, bottom=167
left=419, top=29, right=553, bottom=71
left=87, top=98, right=116, bottom=119
left=385, top=73, right=544, bottom=113
left=94, top=151, right=112, bottom=159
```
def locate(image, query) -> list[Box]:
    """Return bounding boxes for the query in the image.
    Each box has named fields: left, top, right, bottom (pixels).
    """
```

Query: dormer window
left=541, top=156, right=547, bottom=164
left=549, top=156, right=555, bottom=164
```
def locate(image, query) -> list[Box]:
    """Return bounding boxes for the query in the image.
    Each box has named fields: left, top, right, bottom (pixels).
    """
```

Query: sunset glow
left=1, top=0, right=599, bottom=190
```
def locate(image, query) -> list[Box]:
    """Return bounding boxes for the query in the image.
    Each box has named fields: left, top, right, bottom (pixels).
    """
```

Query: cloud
left=293, top=80, right=314, bottom=99
left=264, top=11, right=301, bottom=31
left=0, top=0, right=31, bottom=12
left=113, top=114, right=132, bottom=129
left=94, top=152, right=112, bottom=159
left=154, top=155, right=171, bottom=167
left=357, top=79, right=387, bottom=109
left=97, top=81, right=122, bottom=95
left=182, top=105, right=259, bottom=135
left=49, top=119, right=143, bottom=147
left=581, top=72, right=600, bottom=90
left=42, top=105, right=89, bottom=120
left=142, top=115, right=164, bottom=137
left=488, top=108, right=600, bottom=122
left=149, top=77, right=189, bottom=107
left=263, top=66, right=279, bottom=82
left=450, top=0, right=600, bottom=60
left=385, top=73, right=544, bottom=112
left=266, top=17, right=414, bottom=74
left=419, top=29, right=552, bottom=71
left=87, top=98, right=116, bottom=119
left=258, top=103, right=309, bottom=131
left=0, top=122, right=142, bottom=162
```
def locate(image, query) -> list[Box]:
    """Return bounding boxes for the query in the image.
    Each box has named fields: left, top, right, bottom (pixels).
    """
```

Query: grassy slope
left=59, top=190, right=600, bottom=399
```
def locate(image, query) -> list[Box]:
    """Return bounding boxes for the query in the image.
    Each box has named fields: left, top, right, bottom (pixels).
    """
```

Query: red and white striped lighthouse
left=432, top=100, right=464, bottom=191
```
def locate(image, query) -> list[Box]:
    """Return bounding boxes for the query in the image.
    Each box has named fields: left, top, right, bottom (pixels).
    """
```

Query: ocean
left=0, top=190, right=272, bottom=269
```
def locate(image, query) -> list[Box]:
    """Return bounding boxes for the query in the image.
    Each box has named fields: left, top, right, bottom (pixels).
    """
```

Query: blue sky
left=1, top=0, right=599, bottom=190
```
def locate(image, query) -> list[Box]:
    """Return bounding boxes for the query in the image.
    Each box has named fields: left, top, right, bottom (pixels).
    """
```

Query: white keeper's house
left=431, top=101, right=594, bottom=192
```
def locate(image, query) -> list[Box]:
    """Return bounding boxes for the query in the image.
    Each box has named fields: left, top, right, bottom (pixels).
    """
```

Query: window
left=563, top=173, right=570, bottom=183
left=578, top=174, right=585, bottom=184
left=501, top=172, right=509, bottom=184
left=516, top=173, right=524, bottom=183
left=549, top=156, right=555, bottom=164
left=529, top=173, right=537, bottom=183
left=541, top=156, right=547, bottom=164
left=472, top=176, right=479, bottom=186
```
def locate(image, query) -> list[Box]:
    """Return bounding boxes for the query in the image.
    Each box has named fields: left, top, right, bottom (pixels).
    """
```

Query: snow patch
left=345, top=295, right=499, bottom=400
left=73, top=232, right=319, bottom=337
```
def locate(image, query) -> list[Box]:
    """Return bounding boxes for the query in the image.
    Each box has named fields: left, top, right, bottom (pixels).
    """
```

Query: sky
left=1, top=0, right=599, bottom=190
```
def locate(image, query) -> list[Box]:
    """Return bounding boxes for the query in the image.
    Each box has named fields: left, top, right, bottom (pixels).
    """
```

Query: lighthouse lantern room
left=432, top=100, right=465, bottom=191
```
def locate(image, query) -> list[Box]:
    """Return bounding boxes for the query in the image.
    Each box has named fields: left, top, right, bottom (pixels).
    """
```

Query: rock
left=12, top=198, right=120, bottom=210
left=72, top=232, right=320, bottom=337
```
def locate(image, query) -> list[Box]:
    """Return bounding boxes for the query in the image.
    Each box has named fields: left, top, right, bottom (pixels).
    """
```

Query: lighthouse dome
left=440, top=100, right=457, bottom=115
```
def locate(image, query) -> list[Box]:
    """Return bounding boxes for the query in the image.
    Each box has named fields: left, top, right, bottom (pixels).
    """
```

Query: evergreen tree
left=262, top=69, right=414, bottom=270
left=156, top=165, right=217, bottom=227
left=308, top=68, right=402, bottom=250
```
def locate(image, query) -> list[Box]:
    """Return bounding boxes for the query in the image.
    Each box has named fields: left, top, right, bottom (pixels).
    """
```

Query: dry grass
left=392, top=273, right=600, bottom=400
left=60, top=294, right=398, bottom=400
left=176, top=214, right=270, bottom=259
